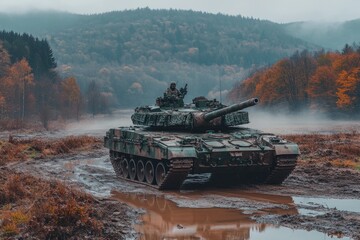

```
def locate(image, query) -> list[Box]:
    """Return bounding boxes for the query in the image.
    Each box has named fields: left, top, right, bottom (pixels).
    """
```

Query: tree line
left=228, top=44, right=360, bottom=116
left=0, top=31, right=108, bottom=129
left=45, top=8, right=313, bottom=68
left=0, top=9, right=318, bottom=107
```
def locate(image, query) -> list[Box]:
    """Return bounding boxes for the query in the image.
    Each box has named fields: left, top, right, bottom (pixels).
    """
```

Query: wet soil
left=2, top=115, right=360, bottom=239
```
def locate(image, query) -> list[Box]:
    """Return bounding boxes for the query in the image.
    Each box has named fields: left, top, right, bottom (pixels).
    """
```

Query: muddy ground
left=1, top=114, right=360, bottom=239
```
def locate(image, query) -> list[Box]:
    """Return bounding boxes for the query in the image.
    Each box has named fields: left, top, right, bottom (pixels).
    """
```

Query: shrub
left=0, top=136, right=101, bottom=164
left=0, top=174, right=103, bottom=239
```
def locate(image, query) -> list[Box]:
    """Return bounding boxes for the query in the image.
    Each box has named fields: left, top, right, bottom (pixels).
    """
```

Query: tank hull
left=104, top=126, right=299, bottom=190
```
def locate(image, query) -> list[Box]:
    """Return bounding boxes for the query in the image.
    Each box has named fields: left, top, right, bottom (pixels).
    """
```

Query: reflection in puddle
left=111, top=191, right=350, bottom=240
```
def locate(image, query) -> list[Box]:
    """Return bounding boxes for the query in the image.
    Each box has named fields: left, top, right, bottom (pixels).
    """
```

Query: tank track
left=265, top=155, right=297, bottom=184
left=158, top=159, right=193, bottom=190
left=110, top=154, right=193, bottom=190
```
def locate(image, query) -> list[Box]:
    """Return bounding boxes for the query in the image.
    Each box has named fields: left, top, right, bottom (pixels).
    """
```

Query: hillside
left=284, top=19, right=360, bottom=50
left=0, top=9, right=317, bottom=107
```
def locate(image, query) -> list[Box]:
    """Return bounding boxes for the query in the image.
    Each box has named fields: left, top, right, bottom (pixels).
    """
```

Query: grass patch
left=0, top=135, right=101, bottom=165
left=330, top=159, right=358, bottom=169
left=0, top=172, right=103, bottom=239
left=283, top=132, right=360, bottom=169
left=1, top=210, right=29, bottom=236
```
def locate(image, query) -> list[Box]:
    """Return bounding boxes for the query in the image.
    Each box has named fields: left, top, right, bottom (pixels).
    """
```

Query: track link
left=158, top=159, right=193, bottom=190
left=110, top=156, right=193, bottom=190
left=265, top=155, right=297, bottom=184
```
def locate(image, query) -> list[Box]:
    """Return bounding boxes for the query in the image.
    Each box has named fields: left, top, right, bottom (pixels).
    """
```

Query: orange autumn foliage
left=60, top=77, right=82, bottom=119
left=333, top=51, right=360, bottom=110
left=228, top=46, right=360, bottom=114
left=0, top=42, right=83, bottom=128
left=0, top=51, right=35, bottom=121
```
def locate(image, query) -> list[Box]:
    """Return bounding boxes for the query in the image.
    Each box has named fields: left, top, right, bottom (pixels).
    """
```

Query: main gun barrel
left=203, top=98, right=259, bottom=122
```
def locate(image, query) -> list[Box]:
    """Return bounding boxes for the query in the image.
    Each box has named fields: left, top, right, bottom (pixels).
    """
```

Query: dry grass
left=0, top=209, right=29, bottom=236
left=330, top=159, right=358, bottom=168
left=0, top=120, right=24, bottom=130
left=0, top=134, right=129, bottom=239
left=0, top=172, right=103, bottom=238
left=0, top=135, right=102, bottom=165
left=0, top=135, right=106, bottom=237
left=283, top=132, right=360, bottom=170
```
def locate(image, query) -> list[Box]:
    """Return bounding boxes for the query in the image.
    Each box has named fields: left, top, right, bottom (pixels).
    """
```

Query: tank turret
left=131, top=92, right=258, bottom=131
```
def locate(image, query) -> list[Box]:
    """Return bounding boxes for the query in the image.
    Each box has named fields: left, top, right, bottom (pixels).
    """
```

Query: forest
left=0, top=31, right=104, bottom=129
left=228, top=44, right=360, bottom=116
left=1, top=9, right=360, bottom=114
left=0, top=9, right=317, bottom=107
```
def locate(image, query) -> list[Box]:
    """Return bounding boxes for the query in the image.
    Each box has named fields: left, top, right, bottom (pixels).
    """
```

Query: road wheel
left=121, top=158, right=129, bottom=178
left=129, top=159, right=137, bottom=180
left=137, top=160, right=145, bottom=182
left=145, top=160, right=155, bottom=184
left=155, top=162, right=167, bottom=186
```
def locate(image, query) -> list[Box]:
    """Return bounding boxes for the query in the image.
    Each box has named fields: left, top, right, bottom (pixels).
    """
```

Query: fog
left=1, top=0, right=360, bottom=23
left=247, top=110, right=360, bottom=135
left=284, top=20, right=360, bottom=50
left=63, top=110, right=133, bottom=137
left=60, top=109, right=360, bottom=138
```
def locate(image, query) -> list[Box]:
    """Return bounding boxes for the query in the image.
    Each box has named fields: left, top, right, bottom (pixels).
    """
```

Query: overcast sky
left=0, top=0, right=359, bottom=23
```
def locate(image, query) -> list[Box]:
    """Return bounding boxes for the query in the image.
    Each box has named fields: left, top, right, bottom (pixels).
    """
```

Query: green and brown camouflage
left=131, top=98, right=257, bottom=130
left=104, top=89, right=300, bottom=190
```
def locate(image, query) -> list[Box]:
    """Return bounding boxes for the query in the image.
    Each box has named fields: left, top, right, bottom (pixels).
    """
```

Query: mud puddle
left=9, top=149, right=360, bottom=239
left=294, top=197, right=360, bottom=216
left=112, top=191, right=351, bottom=240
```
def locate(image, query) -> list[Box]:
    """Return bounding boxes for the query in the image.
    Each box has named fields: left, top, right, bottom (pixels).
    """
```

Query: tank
left=104, top=86, right=300, bottom=190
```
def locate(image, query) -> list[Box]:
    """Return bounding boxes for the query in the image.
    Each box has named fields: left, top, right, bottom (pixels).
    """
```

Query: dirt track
left=2, top=114, right=360, bottom=239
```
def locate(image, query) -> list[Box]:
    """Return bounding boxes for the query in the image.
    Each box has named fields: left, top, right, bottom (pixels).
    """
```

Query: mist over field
left=58, top=108, right=360, bottom=138
left=63, top=110, right=133, bottom=137
left=247, top=110, right=360, bottom=135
